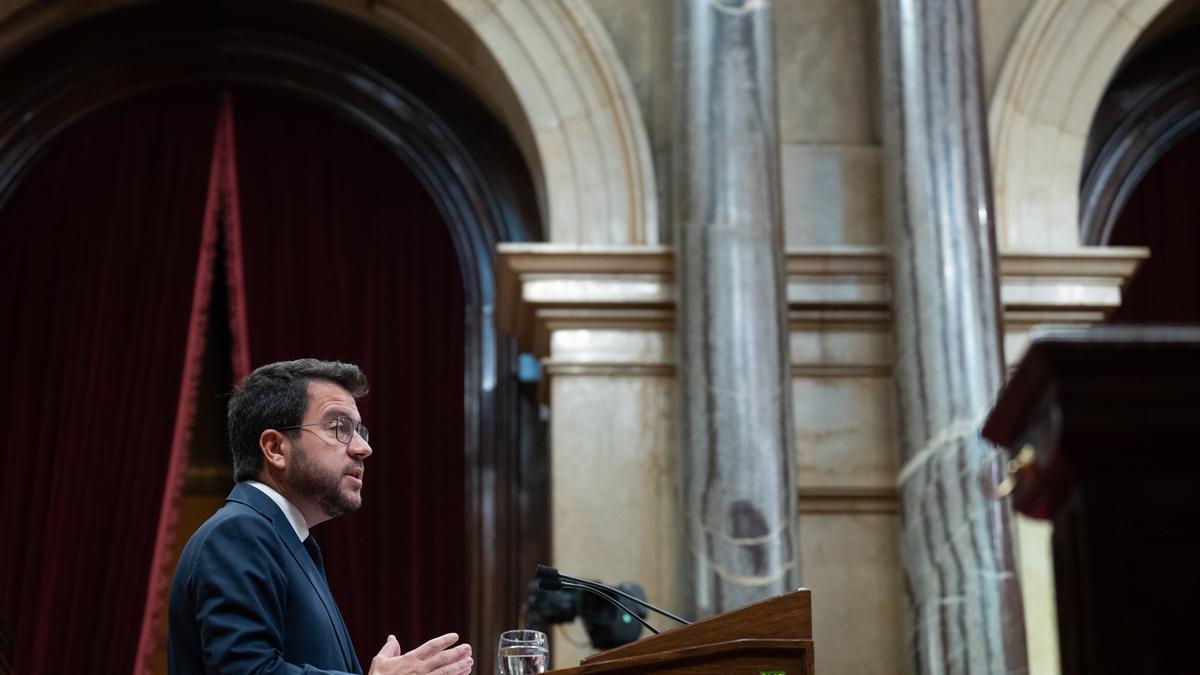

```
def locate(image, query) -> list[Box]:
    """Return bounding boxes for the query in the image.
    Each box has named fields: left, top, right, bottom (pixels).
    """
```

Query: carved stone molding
left=1079, top=35, right=1200, bottom=245
left=1000, top=248, right=1150, bottom=323
left=366, top=0, right=657, bottom=244
left=797, top=487, right=900, bottom=515
left=497, top=243, right=1148, bottom=359
left=988, top=0, right=1172, bottom=249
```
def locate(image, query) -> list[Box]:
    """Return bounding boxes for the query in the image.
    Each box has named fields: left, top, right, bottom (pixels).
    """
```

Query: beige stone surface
left=585, top=0, right=674, bottom=243
left=1004, top=328, right=1036, bottom=370
left=549, top=374, right=679, bottom=668
left=789, top=321, right=891, bottom=371
left=1125, top=0, right=1173, bottom=25
left=979, top=0, right=1036, bottom=98
left=781, top=143, right=885, bottom=246
left=1017, top=515, right=1061, bottom=675
left=793, top=376, right=896, bottom=490
left=799, top=512, right=905, bottom=675
left=549, top=329, right=673, bottom=365
left=585, top=0, right=667, bottom=125
left=775, top=0, right=879, bottom=144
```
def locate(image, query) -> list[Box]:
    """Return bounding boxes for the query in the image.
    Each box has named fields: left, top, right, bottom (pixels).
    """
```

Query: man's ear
left=260, top=429, right=289, bottom=471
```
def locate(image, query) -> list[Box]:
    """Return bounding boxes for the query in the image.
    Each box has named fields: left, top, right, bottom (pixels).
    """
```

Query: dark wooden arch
left=1079, top=31, right=1200, bottom=244
left=0, top=1, right=546, bottom=669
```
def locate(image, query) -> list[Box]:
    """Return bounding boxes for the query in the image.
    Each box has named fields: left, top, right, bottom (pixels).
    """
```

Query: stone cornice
left=999, top=248, right=1149, bottom=325
left=497, top=243, right=1148, bottom=356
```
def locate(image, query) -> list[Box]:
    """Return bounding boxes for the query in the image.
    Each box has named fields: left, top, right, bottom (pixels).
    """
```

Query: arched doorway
left=988, top=0, right=1179, bottom=248
left=0, top=2, right=544, bottom=672
left=1080, top=20, right=1200, bottom=322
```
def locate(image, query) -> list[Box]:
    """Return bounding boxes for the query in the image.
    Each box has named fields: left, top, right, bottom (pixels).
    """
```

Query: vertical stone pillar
left=877, top=0, right=1029, bottom=673
left=673, top=0, right=798, bottom=618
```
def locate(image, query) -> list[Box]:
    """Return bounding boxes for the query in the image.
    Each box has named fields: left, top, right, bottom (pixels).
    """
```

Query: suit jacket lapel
left=227, top=483, right=360, bottom=672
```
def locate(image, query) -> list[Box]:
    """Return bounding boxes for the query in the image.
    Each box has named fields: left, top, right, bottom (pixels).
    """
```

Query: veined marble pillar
left=878, top=0, right=1029, bottom=673
left=673, top=0, right=798, bottom=618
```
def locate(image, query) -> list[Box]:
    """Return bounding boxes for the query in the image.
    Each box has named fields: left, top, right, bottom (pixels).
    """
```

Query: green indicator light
left=622, top=614, right=632, bottom=624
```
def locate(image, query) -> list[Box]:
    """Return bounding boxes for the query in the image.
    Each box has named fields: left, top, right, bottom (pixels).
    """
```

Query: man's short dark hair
left=227, top=359, right=368, bottom=482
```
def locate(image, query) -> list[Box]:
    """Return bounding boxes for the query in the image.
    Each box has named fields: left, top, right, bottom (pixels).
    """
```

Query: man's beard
left=288, top=445, right=363, bottom=519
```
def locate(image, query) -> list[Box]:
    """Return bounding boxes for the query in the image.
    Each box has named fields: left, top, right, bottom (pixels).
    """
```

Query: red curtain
left=0, top=91, right=220, bottom=674
left=1109, top=130, right=1200, bottom=323
left=0, top=86, right=466, bottom=673
left=224, top=89, right=468, bottom=665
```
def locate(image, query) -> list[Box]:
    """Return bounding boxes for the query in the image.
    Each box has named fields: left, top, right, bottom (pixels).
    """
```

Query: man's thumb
left=377, top=634, right=402, bottom=659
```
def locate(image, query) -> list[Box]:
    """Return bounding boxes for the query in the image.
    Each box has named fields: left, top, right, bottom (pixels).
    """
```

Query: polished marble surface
left=879, top=0, right=1028, bottom=670
left=673, top=0, right=798, bottom=618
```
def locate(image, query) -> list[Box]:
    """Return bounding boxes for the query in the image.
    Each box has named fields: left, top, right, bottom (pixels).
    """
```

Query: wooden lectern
left=545, top=589, right=814, bottom=674
left=982, top=325, right=1200, bottom=675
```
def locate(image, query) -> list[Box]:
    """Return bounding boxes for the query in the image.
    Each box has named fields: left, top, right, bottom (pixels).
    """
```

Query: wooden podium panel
left=982, top=326, right=1200, bottom=675
left=546, top=589, right=814, bottom=675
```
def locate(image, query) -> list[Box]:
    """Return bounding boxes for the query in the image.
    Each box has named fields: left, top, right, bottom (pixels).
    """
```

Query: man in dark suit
left=168, top=359, right=473, bottom=675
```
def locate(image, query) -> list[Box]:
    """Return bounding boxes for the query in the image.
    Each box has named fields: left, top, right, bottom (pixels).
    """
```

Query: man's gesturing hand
left=369, top=633, right=474, bottom=675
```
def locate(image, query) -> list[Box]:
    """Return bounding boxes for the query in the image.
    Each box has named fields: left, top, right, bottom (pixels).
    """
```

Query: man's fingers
left=433, top=657, right=474, bottom=675
left=429, top=642, right=472, bottom=674
left=437, top=643, right=472, bottom=667
left=408, top=632, right=460, bottom=659
left=430, top=650, right=474, bottom=675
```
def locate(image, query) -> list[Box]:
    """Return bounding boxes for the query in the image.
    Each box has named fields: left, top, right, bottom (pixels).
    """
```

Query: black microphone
left=535, top=564, right=565, bottom=590
left=554, top=579, right=659, bottom=635
left=536, top=565, right=653, bottom=632
left=535, top=565, right=691, bottom=627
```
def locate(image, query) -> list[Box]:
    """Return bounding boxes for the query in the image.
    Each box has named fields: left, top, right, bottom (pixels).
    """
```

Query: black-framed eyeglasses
left=278, top=415, right=369, bottom=445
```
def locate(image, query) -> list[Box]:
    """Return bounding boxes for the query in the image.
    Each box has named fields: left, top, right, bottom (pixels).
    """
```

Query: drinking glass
left=496, top=629, right=548, bottom=675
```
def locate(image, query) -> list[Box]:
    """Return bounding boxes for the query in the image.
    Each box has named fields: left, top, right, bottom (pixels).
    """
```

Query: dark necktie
left=303, top=534, right=355, bottom=671
left=303, top=535, right=327, bottom=579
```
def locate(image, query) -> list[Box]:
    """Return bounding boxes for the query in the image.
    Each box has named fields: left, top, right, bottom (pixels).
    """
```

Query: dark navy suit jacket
left=168, top=482, right=363, bottom=674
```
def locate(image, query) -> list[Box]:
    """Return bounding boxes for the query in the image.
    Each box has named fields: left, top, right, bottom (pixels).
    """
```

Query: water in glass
left=497, top=629, right=548, bottom=675
left=497, top=644, right=548, bottom=674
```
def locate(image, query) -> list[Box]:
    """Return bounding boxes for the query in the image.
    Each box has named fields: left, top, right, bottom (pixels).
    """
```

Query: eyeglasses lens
left=336, top=416, right=368, bottom=444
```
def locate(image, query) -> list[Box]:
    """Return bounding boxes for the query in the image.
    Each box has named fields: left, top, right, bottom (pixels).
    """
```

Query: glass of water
left=497, top=629, right=548, bottom=674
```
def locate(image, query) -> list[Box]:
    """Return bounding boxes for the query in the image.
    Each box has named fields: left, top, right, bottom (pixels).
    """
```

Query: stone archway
left=988, top=0, right=1173, bottom=248
left=317, top=0, right=659, bottom=244
left=0, top=0, right=657, bottom=244
left=1078, top=33, right=1200, bottom=246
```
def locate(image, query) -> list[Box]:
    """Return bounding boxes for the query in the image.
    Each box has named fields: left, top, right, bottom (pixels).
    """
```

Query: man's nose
left=348, top=430, right=372, bottom=458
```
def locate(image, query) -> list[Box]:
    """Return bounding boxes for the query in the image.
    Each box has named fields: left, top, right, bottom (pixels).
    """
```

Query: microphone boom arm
left=559, top=573, right=691, bottom=626
left=558, top=580, right=660, bottom=635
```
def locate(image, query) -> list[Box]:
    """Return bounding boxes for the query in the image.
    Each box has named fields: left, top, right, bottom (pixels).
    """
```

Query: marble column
left=877, top=0, right=1029, bottom=673
left=672, top=0, right=798, bottom=619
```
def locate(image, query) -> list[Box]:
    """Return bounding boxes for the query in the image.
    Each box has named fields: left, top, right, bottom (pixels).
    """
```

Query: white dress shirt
left=245, top=480, right=310, bottom=542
